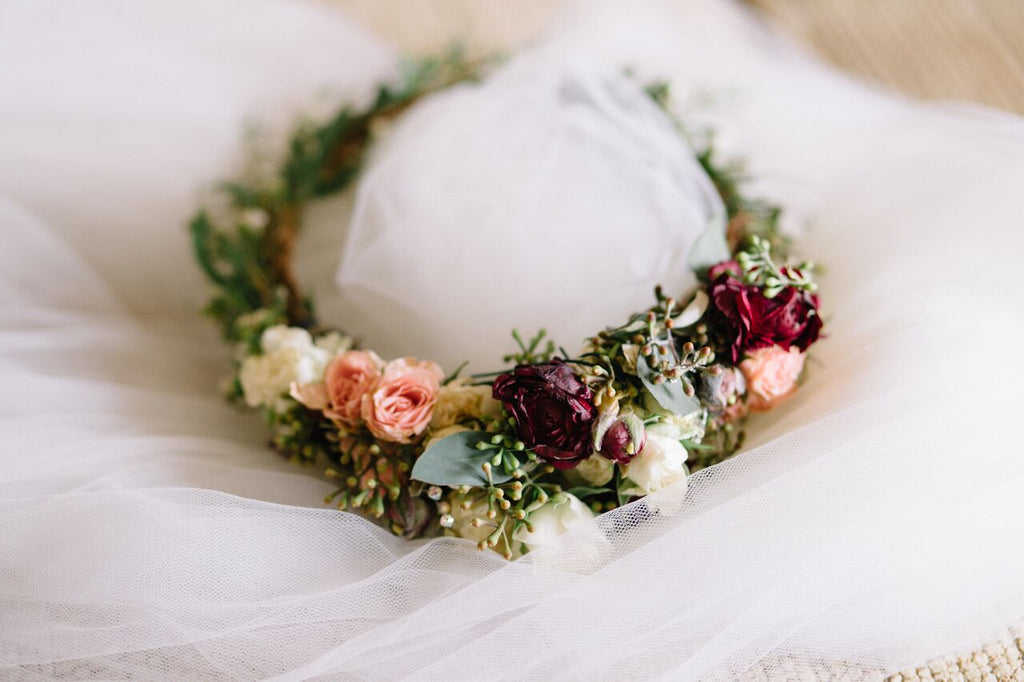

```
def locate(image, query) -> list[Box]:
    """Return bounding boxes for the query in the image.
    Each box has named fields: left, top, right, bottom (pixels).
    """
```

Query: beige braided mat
left=321, top=1, right=1023, bottom=678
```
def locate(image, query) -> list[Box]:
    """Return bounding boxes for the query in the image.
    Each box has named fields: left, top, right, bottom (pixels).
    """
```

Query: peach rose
left=361, top=358, right=444, bottom=443
left=322, top=350, right=383, bottom=427
left=739, top=345, right=805, bottom=412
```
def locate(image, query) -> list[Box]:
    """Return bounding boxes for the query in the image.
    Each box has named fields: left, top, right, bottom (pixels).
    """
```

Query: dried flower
left=492, top=360, right=596, bottom=470
left=707, top=273, right=822, bottom=363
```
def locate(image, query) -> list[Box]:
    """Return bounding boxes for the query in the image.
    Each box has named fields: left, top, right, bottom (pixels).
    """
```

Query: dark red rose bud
left=598, top=415, right=647, bottom=464
left=707, top=274, right=822, bottom=363
left=492, top=360, right=596, bottom=470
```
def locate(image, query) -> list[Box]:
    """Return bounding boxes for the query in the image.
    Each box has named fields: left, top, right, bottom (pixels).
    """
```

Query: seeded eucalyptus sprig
left=736, top=235, right=818, bottom=298
left=191, top=57, right=826, bottom=551
left=191, top=49, right=486, bottom=343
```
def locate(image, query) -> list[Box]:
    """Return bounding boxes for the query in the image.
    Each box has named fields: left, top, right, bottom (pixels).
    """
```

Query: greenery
left=190, top=49, right=484, bottom=344
left=191, top=56, right=816, bottom=551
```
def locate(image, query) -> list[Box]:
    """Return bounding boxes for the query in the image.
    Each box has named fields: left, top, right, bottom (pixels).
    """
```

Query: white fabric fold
left=1, top=0, right=1022, bottom=679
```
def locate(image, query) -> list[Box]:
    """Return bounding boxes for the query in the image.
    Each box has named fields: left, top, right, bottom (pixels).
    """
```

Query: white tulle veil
left=332, top=50, right=724, bottom=370
left=2, top=0, right=1023, bottom=679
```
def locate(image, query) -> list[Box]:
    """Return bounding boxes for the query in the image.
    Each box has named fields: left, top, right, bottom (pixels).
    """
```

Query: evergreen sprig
left=190, top=49, right=485, bottom=344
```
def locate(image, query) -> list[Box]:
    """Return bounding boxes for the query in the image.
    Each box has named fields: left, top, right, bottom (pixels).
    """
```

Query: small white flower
left=239, top=349, right=304, bottom=409
left=240, top=207, right=269, bottom=230
left=314, top=331, right=353, bottom=357
left=621, top=424, right=690, bottom=497
left=238, top=326, right=332, bottom=409
left=261, top=325, right=315, bottom=354
left=448, top=493, right=498, bottom=544
left=565, top=454, right=614, bottom=487
left=430, top=380, right=502, bottom=429
left=513, top=493, right=595, bottom=552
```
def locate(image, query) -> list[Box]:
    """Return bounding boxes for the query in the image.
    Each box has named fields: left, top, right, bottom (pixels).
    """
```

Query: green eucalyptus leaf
left=636, top=354, right=701, bottom=416
left=411, top=431, right=513, bottom=487
left=687, top=214, right=731, bottom=274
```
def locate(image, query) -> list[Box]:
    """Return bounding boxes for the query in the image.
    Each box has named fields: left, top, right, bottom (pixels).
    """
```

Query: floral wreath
left=190, top=54, right=823, bottom=559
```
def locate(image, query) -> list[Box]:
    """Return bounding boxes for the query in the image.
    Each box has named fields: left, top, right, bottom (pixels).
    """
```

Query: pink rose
left=322, top=350, right=383, bottom=427
left=739, top=345, right=805, bottom=413
left=361, top=358, right=444, bottom=443
left=289, top=381, right=329, bottom=411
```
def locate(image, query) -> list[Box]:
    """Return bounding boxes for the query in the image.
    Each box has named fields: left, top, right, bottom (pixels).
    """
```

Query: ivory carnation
left=323, top=350, right=382, bottom=427
left=362, top=358, right=443, bottom=443
left=740, top=345, right=805, bottom=412
left=621, top=424, right=689, bottom=497
left=239, top=326, right=330, bottom=409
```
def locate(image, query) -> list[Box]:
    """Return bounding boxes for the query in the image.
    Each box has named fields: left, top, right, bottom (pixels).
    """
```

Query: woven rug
left=322, top=1, right=1022, bottom=678
left=754, top=0, right=1024, bottom=116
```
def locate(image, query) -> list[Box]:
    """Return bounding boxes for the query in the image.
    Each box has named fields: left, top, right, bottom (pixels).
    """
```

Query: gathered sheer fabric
left=333, top=50, right=724, bottom=371
left=2, top=1, right=1023, bottom=680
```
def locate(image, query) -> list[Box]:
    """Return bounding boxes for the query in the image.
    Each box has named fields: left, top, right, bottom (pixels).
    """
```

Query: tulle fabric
left=333, top=52, right=724, bottom=371
left=2, top=1, right=1023, bottom=680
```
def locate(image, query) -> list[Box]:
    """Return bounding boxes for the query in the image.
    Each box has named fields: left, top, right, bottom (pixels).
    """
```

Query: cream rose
left=430, top=380, right=502, bottom=429
left=361, top=358, right=443, bottom=443
left=621, top=423, right=689, bottom=497
left=740, top=345, right=805, bottom=412
left=513, top=493, right=595, bottom=552
left=322, top=350, right=382, bottom=427
left=565, top=454, right=615, bottom=487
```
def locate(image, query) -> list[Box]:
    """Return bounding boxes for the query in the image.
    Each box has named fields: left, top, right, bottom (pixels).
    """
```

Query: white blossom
left=238, top=325, right=331, bottom=409
left=621, top=423, right=690, bottom=497
left=565, top=454, right=614, bottom=487
left=513, top=493, right=595, bottom=552
left=430, top=381, right=501, bottom=429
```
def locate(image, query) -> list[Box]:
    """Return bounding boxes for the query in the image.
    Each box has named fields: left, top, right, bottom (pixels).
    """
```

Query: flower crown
left=190, top=53, right=823, bottom=559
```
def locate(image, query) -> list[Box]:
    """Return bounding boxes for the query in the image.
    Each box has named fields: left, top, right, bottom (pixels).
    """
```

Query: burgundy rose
left=707, top=273, right=822, bottom=363
left=492, top=360, right=596, bottom=469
